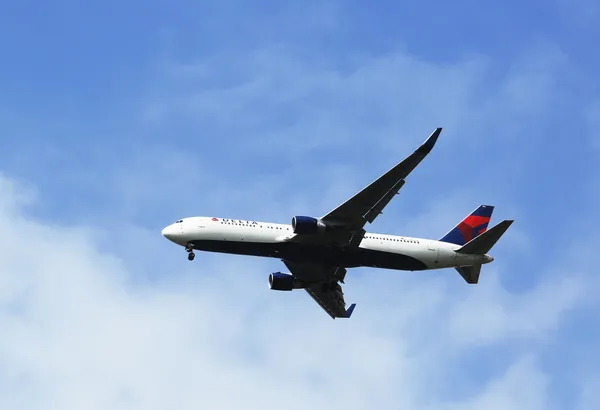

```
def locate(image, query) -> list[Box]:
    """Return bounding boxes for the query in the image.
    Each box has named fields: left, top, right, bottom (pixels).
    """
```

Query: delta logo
left=211, top=217, right=218, bottom=221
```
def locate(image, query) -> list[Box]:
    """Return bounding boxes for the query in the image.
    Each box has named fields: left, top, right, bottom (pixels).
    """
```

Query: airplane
left=161, top=128, right=513, bottom=319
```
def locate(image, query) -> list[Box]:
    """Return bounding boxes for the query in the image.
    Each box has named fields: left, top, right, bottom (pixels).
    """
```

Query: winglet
left=416, top=127, right=442, bottom=154
left=345, top=303, right=357, bottom=318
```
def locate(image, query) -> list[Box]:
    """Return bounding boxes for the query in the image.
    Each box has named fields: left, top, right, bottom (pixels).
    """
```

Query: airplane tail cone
left=452, top=218, right=514, bottom=284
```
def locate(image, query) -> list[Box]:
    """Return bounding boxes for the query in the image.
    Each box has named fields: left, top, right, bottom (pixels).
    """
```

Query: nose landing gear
left=186, top=243, right=195, bottom=261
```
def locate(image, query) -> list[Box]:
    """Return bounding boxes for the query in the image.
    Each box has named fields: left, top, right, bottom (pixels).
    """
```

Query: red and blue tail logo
left=439, top=205, right=494, bottom=246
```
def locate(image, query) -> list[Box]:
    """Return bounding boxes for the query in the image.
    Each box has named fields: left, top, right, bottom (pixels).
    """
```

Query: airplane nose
left=161, top=225, right=176, bottom=240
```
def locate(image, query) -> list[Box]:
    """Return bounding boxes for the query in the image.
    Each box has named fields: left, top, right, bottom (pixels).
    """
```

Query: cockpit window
left=175, top=220, right=183, bottom=223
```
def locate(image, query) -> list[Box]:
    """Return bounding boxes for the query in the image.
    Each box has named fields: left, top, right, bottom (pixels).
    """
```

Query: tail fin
left=439, top=205, right=494, bottom=246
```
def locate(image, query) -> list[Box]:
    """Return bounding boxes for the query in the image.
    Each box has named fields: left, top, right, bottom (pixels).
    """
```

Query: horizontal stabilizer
left=456, top=220, right=514, bottom=255
left=455, top=265, right=482, bottom=284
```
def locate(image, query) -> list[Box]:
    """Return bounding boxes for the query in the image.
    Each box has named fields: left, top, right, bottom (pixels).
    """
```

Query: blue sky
left=1, top=1, right=599, bottom=409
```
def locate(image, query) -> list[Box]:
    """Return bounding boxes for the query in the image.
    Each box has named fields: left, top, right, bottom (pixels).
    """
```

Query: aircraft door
left=428, top=240, right=439, bottom=263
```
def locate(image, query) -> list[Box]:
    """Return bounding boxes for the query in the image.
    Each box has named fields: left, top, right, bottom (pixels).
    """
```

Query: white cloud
left=555, top=0, right=600, bottom=28
left=99, top=44, right=553, bottom=251
left=124, top=42, right=577, bottom=226
left=0, top=168, right=597, bottom=410
left=441, top=355, right=551, bottom=410
left=578, top=376, right=600, bottom=410
left=445, top=268, right=587, bottom=345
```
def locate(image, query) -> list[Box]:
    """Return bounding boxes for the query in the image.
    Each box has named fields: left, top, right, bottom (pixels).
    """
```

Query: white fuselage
left=162, top=217, right=492, bottom=271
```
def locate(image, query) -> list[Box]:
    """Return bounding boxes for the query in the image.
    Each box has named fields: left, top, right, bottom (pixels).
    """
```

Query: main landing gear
left=186, top=243, right=195, bottom=261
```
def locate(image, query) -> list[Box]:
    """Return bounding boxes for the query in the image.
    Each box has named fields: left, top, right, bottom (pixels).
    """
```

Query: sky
left=0, top=0, right=599, bottom=409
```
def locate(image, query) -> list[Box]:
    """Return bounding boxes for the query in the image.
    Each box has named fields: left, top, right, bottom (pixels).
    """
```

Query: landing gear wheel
left=185, top=242, right=195, bottom=261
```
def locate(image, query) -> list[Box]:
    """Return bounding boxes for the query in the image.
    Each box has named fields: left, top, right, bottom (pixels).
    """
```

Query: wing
left=320, top=128, right=442, bottom=231
left=283, top=260, right=356, bottom=319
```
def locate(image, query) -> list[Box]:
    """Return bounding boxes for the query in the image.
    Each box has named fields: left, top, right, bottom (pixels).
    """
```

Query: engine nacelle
left=292, top=216, right=328, bottom=234
left=268, top=272, right=306, bottom=291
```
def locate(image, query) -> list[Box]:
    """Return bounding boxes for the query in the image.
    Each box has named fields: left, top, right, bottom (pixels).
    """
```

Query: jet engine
left=268, top=272, right=306, bottom=291
left=291, top=216, right=329, bottom=234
